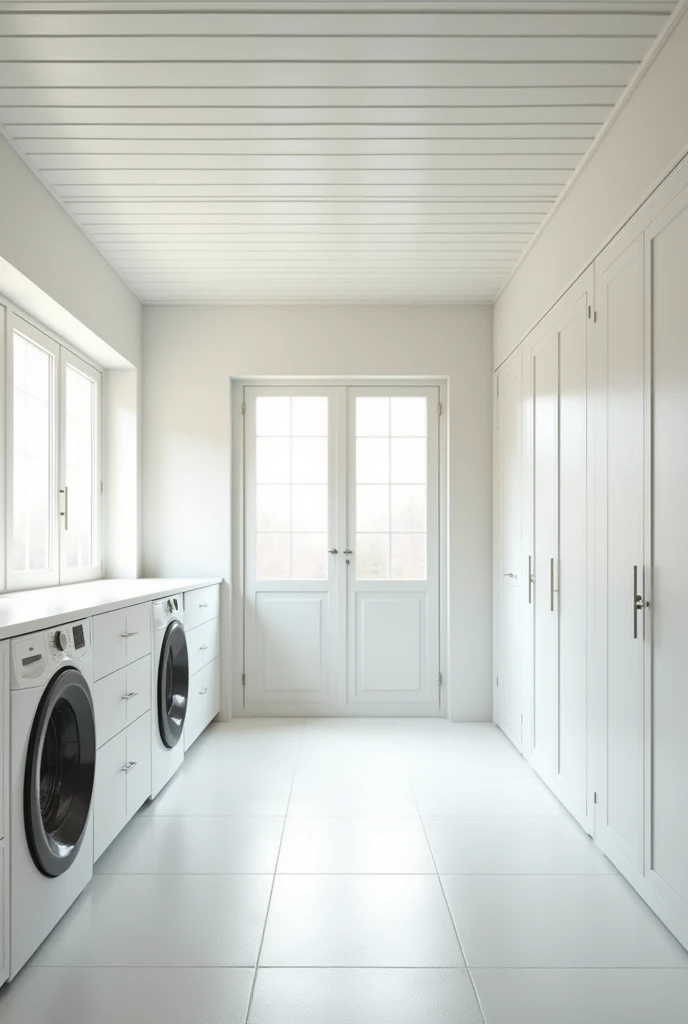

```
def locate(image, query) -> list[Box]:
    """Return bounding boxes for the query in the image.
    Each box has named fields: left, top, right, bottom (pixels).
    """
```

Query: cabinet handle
left=121, top=691, right=138, bottom=701
left=120, top=630, right=139, bottom=638
left=328, top=548, right=338, bottom=555
left=503, top=572, right=517, bottom=578
left=60, top=485, right=69, bottom=531
left=199, top=687, right=208, bottom=695
left=199, top=644, right=208, bottom=651
left=550, top=557, right=557, bottom=612
left=528, top=555, right=534, bottom=605
left=121, top=760, right=138, bottom=773
left=633, top=565, right=647, bottom=639
left=198, top=602, right=209, bottom=608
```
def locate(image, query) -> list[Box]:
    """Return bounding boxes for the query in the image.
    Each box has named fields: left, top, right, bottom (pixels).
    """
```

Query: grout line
left=242, top=716, right=306, bottom=1024
left=409, top=778, right=487, bottom=1024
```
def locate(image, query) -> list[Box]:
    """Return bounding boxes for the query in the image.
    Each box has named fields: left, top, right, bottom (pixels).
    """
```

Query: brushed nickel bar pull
left=528, top=555, right=534, bottom=605
left=633, top=565, right=646, bottom=639
left=121, top=691, right=138, bottom=701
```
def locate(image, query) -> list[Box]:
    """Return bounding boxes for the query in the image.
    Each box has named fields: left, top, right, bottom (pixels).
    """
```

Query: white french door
left=243, top=384, right=441, bottom=715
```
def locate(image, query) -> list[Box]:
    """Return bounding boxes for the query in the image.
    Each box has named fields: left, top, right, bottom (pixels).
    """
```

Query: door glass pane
left=356, top=395, right=428, bottom=581
left=255, top=395, right=329, bottom=580
left=12, top=332, right=54, bottom=574
left=64, top=363, right=97, bottom=569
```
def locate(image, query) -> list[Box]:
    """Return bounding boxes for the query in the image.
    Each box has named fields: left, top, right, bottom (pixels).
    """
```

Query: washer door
left=158, top=619, right=189, bottom=748
left=24, top=667, right=96, bottom=878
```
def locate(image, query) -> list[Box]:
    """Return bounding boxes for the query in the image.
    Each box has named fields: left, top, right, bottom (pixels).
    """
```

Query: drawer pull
left=199, top=644, right=209, bottom=651
left=120, top=630, right=139, bottom=638
left=198, top=602, right=209, bottom=608
left=199, top=687, right=208, bottom=695
left=122, top=691, right=138, bottom=701
left=121, top=760, right=138, bottom=773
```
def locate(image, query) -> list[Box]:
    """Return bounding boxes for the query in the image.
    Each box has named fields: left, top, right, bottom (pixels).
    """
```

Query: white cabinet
left=184, top=658, right=221, bottom=752
left=186, top=618, right=220, bottom=679
left=0, top=841, right=8, bottom=990
left=184, top=585, right=220, bottom=631
left=94, top=711, right=152, bottom=861
left=93, top=603, right=151, bottom=681
left=94, top=655, right=151, bottom=748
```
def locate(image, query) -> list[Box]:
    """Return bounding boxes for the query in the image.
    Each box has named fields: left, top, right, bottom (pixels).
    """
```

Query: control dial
left=54, top=629, right=70, bottom=652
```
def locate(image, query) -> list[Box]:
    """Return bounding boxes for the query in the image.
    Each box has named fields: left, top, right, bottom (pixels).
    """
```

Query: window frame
left=6, top=310, right=103, bottom=592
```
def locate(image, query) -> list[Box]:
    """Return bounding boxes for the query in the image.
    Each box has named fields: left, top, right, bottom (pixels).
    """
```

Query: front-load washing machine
left=151, top=595, right=189, bottom=797
left=10, top=619, right=96, bottom=978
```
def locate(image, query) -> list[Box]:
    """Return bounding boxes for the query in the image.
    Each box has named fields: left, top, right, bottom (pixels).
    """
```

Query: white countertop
left=0, top=578, right=222, bottom=640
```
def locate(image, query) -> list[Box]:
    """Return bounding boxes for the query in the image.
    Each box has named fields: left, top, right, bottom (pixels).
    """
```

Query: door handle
left=550, top=557, right=557, bottom=612
left=60, top=486, right=69, bottom=531
left=633, top=565, right=647, bottom=639
left=528, top=555, right=534, bottom=605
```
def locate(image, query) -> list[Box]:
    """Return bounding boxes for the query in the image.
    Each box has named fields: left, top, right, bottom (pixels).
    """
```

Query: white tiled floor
left=2, top=718, right=688, bottom=1023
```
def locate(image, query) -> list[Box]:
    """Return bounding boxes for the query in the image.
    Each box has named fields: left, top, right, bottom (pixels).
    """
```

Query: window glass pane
left=391, top=396, right=427, bottom=437
left=64, top=364, right=96, bottom=570
left=292, top=484, right=327, bottom=532
left=255, top=395, right=330, bottom=581
left=256, top=484, right=290, bottom=531
left=292, top=437, right=327, bottom=484
left=391, top=438, right=426, bottom=484
left=257, top=533, right=290, bottom=579
left=391, top=485, right=426, bottom=532
left=356, top=438, right=390, bottom=484
left=356, top=533, right=390, bottom=580
left=291, top=533, right=327, bottom=580
left=292, top=397, right=327, bottom=436
left=391, top=533, right=426, bottom=580
left=12, top=332, right=53, bottom=574
left=256, top=396, right=290, bottom=436
left=357, top=485, right=389, bottom=532
left=256, top=437, right=290, bottom=483
left=356, top=397, right=389, bottom=437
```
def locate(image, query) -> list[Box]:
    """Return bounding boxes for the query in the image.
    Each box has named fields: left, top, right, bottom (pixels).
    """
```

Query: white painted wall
left=494, top=3, right=688, bottom=367
left=142, top=303, right=493, bottom=722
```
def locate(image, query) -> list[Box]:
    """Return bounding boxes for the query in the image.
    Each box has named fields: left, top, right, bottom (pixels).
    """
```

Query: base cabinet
left=94, top=711, right=152, bottom=861
left=185, top=658, right=221, bottom=751
left=0, top=841, right=7, bottom=988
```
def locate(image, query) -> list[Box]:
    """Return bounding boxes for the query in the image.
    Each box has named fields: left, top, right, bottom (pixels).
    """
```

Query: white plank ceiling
left=0, top=1, right=677, bottom=303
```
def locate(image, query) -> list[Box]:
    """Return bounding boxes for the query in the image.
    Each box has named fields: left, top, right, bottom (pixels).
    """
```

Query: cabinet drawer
left=94, top=656, right=151, bottom=749
left=93, top=603, right=152, bottom=681
left=186, top=618, right=220, bottom=678
left=184, top=657, right=221, bottom=751
left=94, top=732, right=127, bottom=861
left=184, top=585, right=220, bottom=631
left=125, top=711, right=152, bottom=818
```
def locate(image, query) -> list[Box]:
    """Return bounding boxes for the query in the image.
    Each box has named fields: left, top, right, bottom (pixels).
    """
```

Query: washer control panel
left=11, top=619, right=92, bottom=688
left=152, top=594, right=183, bottom=630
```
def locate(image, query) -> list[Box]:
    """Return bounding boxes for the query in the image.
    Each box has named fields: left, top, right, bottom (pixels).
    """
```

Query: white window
left=7, top=314, right=102, bottom=590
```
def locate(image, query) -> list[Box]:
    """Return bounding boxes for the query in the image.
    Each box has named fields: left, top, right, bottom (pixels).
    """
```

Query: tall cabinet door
left=645, top=181, right=688, bottom=932
left=495, top=349, right=525, bottom=750
left=529, top=327, right=559, bottom=783
left=594, top=233, right=646, bottom=875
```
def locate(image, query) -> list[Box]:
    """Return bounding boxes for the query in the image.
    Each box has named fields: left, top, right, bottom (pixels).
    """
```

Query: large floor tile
left=472, top=968, right=688, bottom=1024
left=288, top=774, right=417, bottom=816
left=277, top=816, right=435, bottom=873
left=0, top=967, right=253, bottom=1024
left=412, top=776, right=563, bottom=816
left=261, top=875, right=464, bottom=967
left=32, top=873, right=272, bottom=967
left=442, top=874, right=688, bottom=968
left=424, top=815, right=615, bottom=875
left=95, top=815, right=284, bottom=874
left=142, top=772, right=292, bottom=816
left=249, top=968, right=482, bottom=1024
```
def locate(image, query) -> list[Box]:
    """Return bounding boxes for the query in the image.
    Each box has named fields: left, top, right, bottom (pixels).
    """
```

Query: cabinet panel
left=596, top=233, right=646, bottom=873
left=556, top=299, right=589, bottom=822
left=93, top=731, right=127, bottom=861
left=184, top=657, right=221, bottom=751
left=647, top=189, right=688, bottom=916
left=93, top=603, right=151, bottom=680
left=94, top=655, right=151, bottom=748
left=125, top=711, right=152, bottom=818
left=0, top=841, right=7, bottom=988
left=187, top=617, right=220, bottom=679
left=531, top=329, right=559, bottom=782
left=184, top=584, right=220, bottom=631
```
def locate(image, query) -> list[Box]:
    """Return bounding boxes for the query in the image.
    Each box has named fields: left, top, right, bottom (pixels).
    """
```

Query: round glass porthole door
left=24, top=668, right=96, bottom=878
left=158, top=619, right=189, bottom=748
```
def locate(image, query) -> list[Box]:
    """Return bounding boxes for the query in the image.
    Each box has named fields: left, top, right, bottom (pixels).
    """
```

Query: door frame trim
left=230, top=376, right=448, bottom=717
